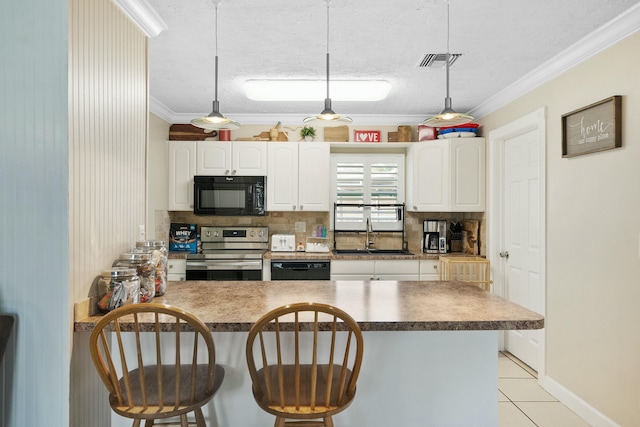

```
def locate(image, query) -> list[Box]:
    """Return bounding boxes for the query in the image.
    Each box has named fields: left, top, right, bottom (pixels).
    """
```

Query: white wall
left=478, top=32, right=640, bottom=426
left=0, top=0, right=69, bottom=426
left=146, top=113, right=171, bottom=239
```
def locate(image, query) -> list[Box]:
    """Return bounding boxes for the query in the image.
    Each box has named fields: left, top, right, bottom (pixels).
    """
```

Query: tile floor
left=498, top=352, right=590, bottom=427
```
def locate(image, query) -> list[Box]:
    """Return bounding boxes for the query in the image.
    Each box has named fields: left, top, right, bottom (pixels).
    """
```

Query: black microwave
left=193, top=176, right=266, bottom=216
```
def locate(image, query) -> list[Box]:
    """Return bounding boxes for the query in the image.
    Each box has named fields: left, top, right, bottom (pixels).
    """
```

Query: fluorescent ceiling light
left=243, top=80, right=391, bottom=102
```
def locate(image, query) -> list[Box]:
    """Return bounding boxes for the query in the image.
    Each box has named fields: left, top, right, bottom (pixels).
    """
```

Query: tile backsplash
left=163, top=210, right=486, bottom=255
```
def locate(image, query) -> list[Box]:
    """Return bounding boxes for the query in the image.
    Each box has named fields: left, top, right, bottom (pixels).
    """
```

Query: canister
left=135, top=240, right=168, bottom=296
left=113, top=252, right=156, bottom=302
left=97, top=268, right=140, bottom=313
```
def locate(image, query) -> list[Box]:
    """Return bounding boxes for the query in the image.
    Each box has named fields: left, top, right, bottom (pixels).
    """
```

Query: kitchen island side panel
left=110, top=330, right=498, bottom=427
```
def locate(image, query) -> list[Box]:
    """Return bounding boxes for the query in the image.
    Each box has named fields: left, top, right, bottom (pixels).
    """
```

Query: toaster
left=271, top=234, right=296, bottom=252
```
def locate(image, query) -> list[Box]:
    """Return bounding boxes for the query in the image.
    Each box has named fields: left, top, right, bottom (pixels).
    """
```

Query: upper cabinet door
left=267, top=142, right=299, bottom=211
left=232, top=142, right=267, bottom=176
left=196, top=141, right=267, bottom=176
left=407, top=138, right=485, bottom=212
left=168, top=140, right=196, bottom=211
left=196, top=141, right=231, bottom=175
left=297, top=143, right=330, bottom=211
left=450, top=138, right=485, bottom=211
left=407, top=140, right=449, bottom=212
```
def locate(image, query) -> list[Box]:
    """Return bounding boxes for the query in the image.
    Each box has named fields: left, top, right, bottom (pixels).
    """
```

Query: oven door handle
left=186, top=260, right=263, bottom=270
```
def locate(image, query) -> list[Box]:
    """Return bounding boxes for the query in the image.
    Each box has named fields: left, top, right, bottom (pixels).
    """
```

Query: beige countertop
left=74, top=280, right=543, bottom=333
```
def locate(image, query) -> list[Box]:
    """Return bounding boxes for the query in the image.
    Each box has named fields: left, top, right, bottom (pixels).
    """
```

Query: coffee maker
left=423, top=220, right=448, bottom=254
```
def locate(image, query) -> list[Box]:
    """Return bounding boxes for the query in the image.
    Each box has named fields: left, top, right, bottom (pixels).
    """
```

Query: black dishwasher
left=270, top=260, right=331, bottom=280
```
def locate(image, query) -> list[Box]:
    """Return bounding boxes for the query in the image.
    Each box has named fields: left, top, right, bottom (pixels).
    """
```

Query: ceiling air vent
left=417, top=53, right=461, bottom=68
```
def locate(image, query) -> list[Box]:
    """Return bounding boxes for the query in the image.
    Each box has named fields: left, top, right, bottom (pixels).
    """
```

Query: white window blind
left=331, top=153, right=405, bottom=230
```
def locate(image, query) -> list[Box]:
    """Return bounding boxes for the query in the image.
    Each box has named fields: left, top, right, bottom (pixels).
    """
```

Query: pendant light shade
left=303, top=0, right=352, bottom=125
left=191, top=0, right=240, bottom=130
left=423, top=1, right=473, bottom=127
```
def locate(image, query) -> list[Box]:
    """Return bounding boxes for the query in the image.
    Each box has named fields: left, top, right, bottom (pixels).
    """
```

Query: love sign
left=354, top=130, right=381, bottom=143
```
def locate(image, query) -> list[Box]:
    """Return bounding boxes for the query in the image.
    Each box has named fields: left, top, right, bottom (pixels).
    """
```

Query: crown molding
left=149, top=97, right=175, bottom=123
left=469, top=2, right=640, bottom=120
left=111, top=0, right=167, bottom=37
left=149, top=100, right=428, bottom=126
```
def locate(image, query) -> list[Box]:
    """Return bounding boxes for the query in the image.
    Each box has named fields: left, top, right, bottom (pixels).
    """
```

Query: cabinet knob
left=299, top=205, right=303, bottom=210
left=232, top=170, right=237, bottom=175
left=499, top=251, right=510, bottom=259
left=292, top=205, right=297, bottom=210
left=225, top=170, right=230, bottom=175
left=413, top=206, right=417, bottom=211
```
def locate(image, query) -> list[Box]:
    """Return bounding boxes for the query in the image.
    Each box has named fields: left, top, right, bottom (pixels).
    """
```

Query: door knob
left=499, top=251, right=509, bottom=258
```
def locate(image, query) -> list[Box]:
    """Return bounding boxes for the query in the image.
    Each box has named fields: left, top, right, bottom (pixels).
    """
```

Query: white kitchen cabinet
left=196, top=141, right=267, bottom=176
left=419, top=259, right=440, bottom=281
left=374, top=260, right=420, bottom=281
left=407, top=138, right=485, bottom=212
left=330, top=259, right=419, bottom=281
left=267, top=142, right=330, bottom=211
left=168, top=140, right=196, bottom=211
left=167, top=258, right=186, bottom=281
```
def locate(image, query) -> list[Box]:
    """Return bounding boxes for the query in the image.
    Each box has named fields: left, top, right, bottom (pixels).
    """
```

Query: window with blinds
left=331, top=153, right=405, bottom=230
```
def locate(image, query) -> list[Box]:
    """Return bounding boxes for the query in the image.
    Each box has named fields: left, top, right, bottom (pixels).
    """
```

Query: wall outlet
left=295, top=222, right=306, bottom=232
left=138, top=224, right=145, bottom=240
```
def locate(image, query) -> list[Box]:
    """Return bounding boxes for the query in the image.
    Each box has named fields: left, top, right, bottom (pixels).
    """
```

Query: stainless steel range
left=186, top=226, right=268, bottom=281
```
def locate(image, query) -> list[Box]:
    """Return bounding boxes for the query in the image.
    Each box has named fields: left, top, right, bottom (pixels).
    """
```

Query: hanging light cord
left=445, top=0, right=451, bottom=102
left=214, top=0, right=219, bottom=103
left=325, top=0, right=331, bottom=101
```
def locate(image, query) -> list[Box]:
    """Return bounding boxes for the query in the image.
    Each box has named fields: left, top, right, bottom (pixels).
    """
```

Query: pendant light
left=422, top=0, right=473, bottom=127
left=191, top=0, right=240, bottom=130
left=303, top=0, right=352, bottom=125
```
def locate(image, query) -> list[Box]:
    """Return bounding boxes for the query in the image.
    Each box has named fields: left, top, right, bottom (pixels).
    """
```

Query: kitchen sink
left=332, top=249, right=413, bottom=256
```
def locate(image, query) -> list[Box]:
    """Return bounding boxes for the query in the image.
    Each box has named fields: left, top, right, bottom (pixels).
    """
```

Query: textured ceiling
left=147, top=0, right=640, bottom=125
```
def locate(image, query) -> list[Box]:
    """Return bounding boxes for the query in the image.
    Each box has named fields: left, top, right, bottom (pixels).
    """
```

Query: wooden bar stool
left=89, top=303, right=224, bottom=427
left=246, top=302, right=364, bottom=427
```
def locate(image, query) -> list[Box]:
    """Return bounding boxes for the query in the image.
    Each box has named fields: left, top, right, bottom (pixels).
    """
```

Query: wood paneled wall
left=68, top=0, right=148, bottom=425
left=68, top=0, right=148, bottom=303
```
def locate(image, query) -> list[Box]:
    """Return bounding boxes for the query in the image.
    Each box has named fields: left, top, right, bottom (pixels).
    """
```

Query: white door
left=489, top=108, right=546, bottom=373
left=503, top=129, right=542, bottom=369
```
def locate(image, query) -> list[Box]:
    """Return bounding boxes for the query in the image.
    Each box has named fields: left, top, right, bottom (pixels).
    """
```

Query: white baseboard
left=539, top=374, right=620, bottom=427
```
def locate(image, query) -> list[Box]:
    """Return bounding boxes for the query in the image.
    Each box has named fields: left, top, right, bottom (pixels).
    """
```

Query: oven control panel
left=201, top=226, right=268, bottom=243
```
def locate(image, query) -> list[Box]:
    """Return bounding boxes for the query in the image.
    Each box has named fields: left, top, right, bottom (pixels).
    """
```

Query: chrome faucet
left=365, top=216, right=374, bottom=250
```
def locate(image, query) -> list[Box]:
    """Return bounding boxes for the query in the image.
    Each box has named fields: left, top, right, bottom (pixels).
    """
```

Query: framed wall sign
left=561, top=95, right=621, bottom=158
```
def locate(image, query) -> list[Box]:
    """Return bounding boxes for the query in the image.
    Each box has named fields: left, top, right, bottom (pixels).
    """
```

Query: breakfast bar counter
left=74, top=281, right=543, bottom=427
left=75, top=280, right=543, bottom=332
